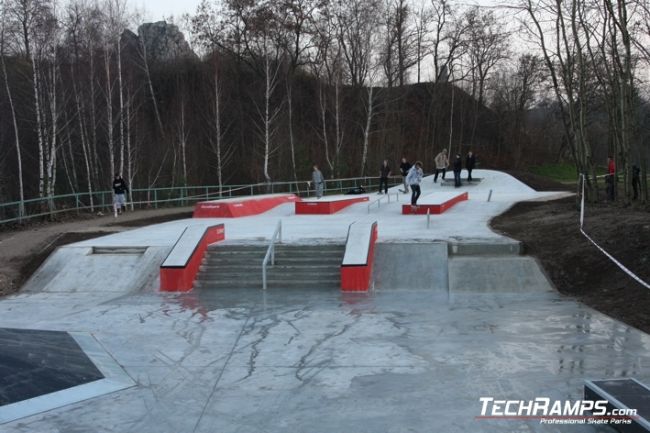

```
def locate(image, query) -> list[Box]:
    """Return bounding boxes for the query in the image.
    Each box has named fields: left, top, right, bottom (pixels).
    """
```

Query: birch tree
left=1, top=0, right=24, bottom=219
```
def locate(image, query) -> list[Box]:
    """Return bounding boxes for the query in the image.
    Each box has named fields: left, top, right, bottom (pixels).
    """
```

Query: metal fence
left=0, top=176, right=404, bottom=225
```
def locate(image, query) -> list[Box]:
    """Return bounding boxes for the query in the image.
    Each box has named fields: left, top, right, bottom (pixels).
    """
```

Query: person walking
left=399, top=157, right=412, bottom=193
left=606, top=156, right=616, bottom=201
left=112, top=174, right=129, bottom=218
left=453, top=154, right=462, bottom=187
left=434, top=149, right=449, bottom=183
left=406, top=161, right=424, bottom=210
left=465, top=150, right=476, bottom=182
left=379, top=160, right=391, bottom=194
left=632, top=165, right=641, bottom=200
left=311, top=164, right=325, bottom=199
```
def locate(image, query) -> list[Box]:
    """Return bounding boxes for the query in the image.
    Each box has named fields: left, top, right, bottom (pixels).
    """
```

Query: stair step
left=194, top=280, right=340, bottom=289
left=202, top=259, right=341, bottom=265
left=200, top=264, right=340, bottom=271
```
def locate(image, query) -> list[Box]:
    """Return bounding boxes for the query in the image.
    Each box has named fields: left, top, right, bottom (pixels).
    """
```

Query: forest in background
left=0, top=0, right=648, bottom=220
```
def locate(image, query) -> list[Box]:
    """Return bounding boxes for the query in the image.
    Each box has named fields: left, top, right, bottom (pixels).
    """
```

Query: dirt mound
left=492, top=197, right=650, bottom=333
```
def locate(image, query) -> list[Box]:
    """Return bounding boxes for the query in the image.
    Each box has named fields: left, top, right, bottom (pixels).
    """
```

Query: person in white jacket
left=406, top=161, right=423, bottom=209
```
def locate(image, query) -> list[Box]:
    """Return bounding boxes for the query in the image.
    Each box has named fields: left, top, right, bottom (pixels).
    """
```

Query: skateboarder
left=453, top=154, right=462, bottom=187
left=378, top=160, right=391, bottom=194
left=311, top=164, right=325, bottom=198
left=406, top=161, right=423, bottom=209
left=112, top=174, right=129, bottom=217
left=434, top=149, right=449, bottom=183
left=466, top=150, right=476, bottom=182
left=399, top=157, right=412, bottom=193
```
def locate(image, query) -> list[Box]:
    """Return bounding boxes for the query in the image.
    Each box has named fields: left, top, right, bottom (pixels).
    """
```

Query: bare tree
left=462, top=7, right=509, bottom=147
left=1, top=0, right=24, bottom=218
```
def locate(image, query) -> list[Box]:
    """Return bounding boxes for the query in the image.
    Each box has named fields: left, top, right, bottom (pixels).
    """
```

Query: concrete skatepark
left=1, top=170, right=648, bottom=433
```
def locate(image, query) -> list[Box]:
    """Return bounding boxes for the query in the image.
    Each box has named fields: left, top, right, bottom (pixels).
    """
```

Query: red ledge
left=341, top=222, right=378, bottom=292
left=295, top=196, right=369, bottom=215
left=160, top=224, right=225, bottom=292
left=402, top=192, right=468, bottom=215
left=194, top=194, right=300, bottom=218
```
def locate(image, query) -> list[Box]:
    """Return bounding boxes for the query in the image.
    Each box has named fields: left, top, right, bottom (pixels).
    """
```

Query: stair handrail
left=262, top=220, right=283, bottom=290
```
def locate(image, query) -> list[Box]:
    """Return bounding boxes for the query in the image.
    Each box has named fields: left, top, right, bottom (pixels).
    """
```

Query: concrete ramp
left=372, top=243, right=448, bottom=290
left=448, top=256, right=553, bottom=293
left=22, top=245, right=169, bottom=294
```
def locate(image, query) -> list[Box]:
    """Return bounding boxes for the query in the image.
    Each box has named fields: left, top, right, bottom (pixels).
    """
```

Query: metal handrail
left=0, top=175, right=404, bottom=225
left=367, top=191, right=400, bottom=213
left=262, top=220, right=283, bottom=290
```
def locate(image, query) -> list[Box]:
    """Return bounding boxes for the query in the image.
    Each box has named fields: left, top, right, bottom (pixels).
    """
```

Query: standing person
left=379, top=160, right=391, bottom=194
left=632, top=165, right=641, bottom=200
left=112, top=174, right=129, bottom=218
left=453, top=154, right=462, bottom=187
left=399, top=157, right=412, bottom=193
left=311, top=164, right=325, bottom=199
left=434, top=149, right=449, bottom=183
left=465, top=150, right=476, bottom=182
left=606, top=156, right=616, bottom=201
left=406, top=161, right=424, bottom=210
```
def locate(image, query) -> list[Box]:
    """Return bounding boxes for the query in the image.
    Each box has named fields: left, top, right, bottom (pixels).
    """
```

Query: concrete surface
left=372, top=243, right=448, bottom=291
left=1, top=286, right=648, bottom=432
left=449, top=256, right=555, bottom=293
left=0, top=170, right=646, bottom=433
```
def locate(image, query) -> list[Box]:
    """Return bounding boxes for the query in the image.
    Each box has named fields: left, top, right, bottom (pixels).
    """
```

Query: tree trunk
left=104, top=45, right=115, bottom=179
left=361, top=85, right=374, bottom=176
left=1, top=35, right=25, bottom=219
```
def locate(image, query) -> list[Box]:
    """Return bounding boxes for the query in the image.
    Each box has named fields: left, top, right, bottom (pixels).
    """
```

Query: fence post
left=75, top=194, right=80, bottom=213
left=154, top=189, right=158, bottom=208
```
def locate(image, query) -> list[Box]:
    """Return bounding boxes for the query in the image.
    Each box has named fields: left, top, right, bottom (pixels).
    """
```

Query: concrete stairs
left=194, top=244, right=344, bottom=289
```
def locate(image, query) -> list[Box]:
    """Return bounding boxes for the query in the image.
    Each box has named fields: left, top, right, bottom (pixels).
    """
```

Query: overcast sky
left=135, top=0, right=202, bottom=21
left=135, top=0, right=503, bottom=21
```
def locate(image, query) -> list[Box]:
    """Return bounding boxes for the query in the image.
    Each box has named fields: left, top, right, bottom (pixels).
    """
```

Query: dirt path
left=0, top=207, right=193, bottom=297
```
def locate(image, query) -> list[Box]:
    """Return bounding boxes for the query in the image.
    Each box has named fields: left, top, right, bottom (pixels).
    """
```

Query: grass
left=530, top=163, right=607, bottom=183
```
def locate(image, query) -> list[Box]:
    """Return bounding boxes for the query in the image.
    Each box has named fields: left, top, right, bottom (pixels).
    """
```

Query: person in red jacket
left=606, top=156, right=616, bottom=201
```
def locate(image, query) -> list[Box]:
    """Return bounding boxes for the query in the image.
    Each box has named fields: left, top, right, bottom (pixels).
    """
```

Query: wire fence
left=0, top=176, right=404, bottom=225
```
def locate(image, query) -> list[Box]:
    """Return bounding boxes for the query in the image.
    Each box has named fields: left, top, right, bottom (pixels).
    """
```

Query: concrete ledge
left=193, top=194, right=299, bottom=218
left=341, top=221, right=378, bottom=292
left=447, top=240, right=522, bottom=256
left=160, top=224, right=225, bottom=291
left=402, top=192, right=468, bottom=215
left=296, top=196, right=369, bottom=215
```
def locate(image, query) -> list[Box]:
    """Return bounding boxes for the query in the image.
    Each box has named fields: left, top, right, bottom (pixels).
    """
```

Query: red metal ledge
left=194, top=194, right=300, bottom=218
left=160, top=224, right=225, bottom=291
left=402, top=191, right=468, bottom=215
left=295, top=196, right=369, bottom=215
left=341, top=221, right=378, bottom=292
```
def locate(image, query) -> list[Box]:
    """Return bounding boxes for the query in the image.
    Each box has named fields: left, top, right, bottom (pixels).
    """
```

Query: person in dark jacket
left=606, top=156, right=616, bottom=201
left=112, top=174, right=129, bottom=217
left=379, top=160, right=391, bottom=194
left=453, top=154, right=462, bottom=187
left=632, top=165, right=641, bottom=200
left=465, top=151, right=476, bottom=182
left=399, top=157, right=412, bottom=193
